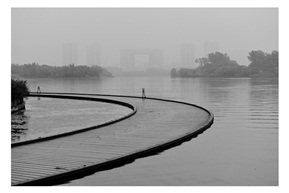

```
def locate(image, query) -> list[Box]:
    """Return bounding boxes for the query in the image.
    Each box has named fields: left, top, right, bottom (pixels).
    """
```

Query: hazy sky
left=12, top=8, right=278, bottom=67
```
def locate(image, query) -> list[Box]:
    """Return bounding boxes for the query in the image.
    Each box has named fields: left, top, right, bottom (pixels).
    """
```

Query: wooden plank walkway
left=11, top=93, right=214, bottom=186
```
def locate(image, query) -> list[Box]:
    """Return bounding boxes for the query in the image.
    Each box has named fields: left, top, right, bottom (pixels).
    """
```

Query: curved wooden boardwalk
left=11, top=93, right=214, bottom=186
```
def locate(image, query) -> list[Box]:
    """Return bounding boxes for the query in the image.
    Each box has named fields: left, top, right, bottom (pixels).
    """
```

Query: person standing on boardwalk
left=37, top=86, right=41, bottom=93
left=142, top=88, right=146, bottom=98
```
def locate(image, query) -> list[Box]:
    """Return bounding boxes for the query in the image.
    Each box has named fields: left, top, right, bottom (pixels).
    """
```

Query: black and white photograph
left=1, top=0, right=287, bottom=191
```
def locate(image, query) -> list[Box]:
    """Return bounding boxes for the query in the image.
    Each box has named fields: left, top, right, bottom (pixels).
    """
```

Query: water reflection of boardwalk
left=11, top=93, right=214, bottom=186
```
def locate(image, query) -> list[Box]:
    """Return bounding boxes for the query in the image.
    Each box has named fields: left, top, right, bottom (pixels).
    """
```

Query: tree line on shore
left=12, top=63, right=113, bottom=78
left=171, top=50, right=278, bottom=78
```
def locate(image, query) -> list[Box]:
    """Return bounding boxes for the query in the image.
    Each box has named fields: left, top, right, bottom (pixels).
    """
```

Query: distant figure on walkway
left=37, top=86, right=41, bottom=93
left=142, top=88, right=146, bottom=98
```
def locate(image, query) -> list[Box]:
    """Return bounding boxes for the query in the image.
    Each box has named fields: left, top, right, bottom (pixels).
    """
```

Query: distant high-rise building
left=120, top=49, right=163, bottom=70
left=180, top=43, right=195, bottom=68
left=87, top=44, right=101, bottom=66
left=63, top=43, right=78, bottom=66
left=204, top=41, right=220, bottom=57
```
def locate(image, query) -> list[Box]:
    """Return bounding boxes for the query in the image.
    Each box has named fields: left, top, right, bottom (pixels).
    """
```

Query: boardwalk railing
left=12, top=93, right=214, bottom=186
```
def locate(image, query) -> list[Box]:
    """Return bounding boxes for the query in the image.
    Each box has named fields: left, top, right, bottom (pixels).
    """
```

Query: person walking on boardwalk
left=37, top=86, right=41, bottom=93
left=142, top=88, right=146, bottom=98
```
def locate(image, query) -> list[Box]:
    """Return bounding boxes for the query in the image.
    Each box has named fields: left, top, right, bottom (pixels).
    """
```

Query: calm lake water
left=17, top=76, right=278, bottom=185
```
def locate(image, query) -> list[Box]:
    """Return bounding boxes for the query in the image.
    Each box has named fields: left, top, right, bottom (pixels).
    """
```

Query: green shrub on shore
left=11, top=79, right=29, bottom=106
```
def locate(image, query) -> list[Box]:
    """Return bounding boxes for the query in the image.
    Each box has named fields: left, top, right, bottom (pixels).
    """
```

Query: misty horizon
left=12, top=8, right=278, bottom=68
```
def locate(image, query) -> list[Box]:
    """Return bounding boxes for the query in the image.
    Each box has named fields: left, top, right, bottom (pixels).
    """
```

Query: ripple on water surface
left=20, top=77, right=278, bottom=185
left=11, top=97, right=132, bottom=143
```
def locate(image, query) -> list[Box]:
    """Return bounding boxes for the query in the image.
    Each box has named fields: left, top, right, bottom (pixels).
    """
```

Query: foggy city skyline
left=12, top=8, right=278, bottom=69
